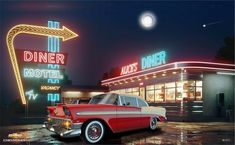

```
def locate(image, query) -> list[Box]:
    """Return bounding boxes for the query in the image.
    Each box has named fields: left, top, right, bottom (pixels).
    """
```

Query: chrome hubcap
left=88, top=123, right=102, bottom=140
left=150, top=118, right=157, bottom=129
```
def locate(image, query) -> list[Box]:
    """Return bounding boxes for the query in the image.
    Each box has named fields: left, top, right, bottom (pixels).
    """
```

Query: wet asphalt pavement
left=0, top=122, right=234, bottom=145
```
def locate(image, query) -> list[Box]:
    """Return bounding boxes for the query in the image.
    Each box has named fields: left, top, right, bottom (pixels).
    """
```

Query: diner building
left=101, top=50, right=235, bottom=121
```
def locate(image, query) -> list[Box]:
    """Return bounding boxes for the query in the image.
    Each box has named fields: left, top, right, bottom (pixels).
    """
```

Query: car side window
left=120, top=96, right=126, bottom=106
left=106, top=94, right=119, bottom=105
left=138, top=98, right=148, bottom=107
left=124, top=96, right=138, bottom=107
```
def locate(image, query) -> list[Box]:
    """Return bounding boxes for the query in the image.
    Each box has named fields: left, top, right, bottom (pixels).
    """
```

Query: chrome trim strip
left=47, top=115, right=71, bottom=121
left=76, top=111, right=140, bottom=116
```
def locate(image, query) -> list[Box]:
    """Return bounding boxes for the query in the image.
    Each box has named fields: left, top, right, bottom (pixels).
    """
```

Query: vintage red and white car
left=45, top=93, right=167, bottom=144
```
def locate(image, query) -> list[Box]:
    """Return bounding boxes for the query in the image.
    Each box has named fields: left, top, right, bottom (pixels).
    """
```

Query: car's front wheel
left=149, top=117, right=158, bottom=130
left=82, top=120, right=105, bottom=144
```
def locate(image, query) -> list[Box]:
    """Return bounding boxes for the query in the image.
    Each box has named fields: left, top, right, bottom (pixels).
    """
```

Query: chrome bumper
left=44, top=116, right=83, bottom=138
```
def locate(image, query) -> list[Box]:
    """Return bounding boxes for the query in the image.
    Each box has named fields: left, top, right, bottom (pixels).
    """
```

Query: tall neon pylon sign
left=47, top=21, right=60, bottom=102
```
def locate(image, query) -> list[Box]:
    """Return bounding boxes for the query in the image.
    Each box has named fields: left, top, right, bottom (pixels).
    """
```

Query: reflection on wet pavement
left=0, top=122, right=234, bottom=145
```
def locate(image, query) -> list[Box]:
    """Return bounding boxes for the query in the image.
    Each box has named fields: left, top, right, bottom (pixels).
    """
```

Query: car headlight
left=63, top=120, right=71, bottom=129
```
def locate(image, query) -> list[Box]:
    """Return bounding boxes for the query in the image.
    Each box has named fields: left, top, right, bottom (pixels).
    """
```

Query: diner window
left=125, top=88, right=132, bottom=94
left=196, top=81, right=203, bottom=101
left=183, top=81, right=195, bottom=101
left=146, top=90, right=155, bottom=102
left=176, top=81, right=183, bottom=101
left=165, top=82, right=175, bottom=102
left=146, top=85, right=154, bottom=90
left=140, top=87, right=145, bottom=99
left=146, top=85, right=155, bottom=102
left=155, top=84, right=164, bottom=102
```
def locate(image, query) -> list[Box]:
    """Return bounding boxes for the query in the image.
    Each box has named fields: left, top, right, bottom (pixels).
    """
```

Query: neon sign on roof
left=141, top=50, right=166, bottom=70
left=120, top=62, right=138, bottom=76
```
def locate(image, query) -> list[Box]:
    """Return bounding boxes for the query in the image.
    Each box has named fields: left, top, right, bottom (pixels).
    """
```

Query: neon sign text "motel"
left=141, top=51, right=166, bottom=70
left=23, top=68, right=63, bottom=79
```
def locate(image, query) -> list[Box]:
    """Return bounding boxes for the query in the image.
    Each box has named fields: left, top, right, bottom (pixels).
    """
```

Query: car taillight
left=63, top=107, right=71, bottom=117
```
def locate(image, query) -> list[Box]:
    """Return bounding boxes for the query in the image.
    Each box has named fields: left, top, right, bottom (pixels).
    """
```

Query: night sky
left=0, top=1, right=234, bottom=103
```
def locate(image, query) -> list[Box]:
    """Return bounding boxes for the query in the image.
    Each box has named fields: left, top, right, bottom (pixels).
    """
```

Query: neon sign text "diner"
left=23, top=50, right=67, bottom=65
left=141, top=51, right=166, bottom=70
left=23, top=68, right=63, bottom=79
left=120, top=62, right=138, bottom=75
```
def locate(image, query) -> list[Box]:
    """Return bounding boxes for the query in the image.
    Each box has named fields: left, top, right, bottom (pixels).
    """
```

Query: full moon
left=139, top=11, right=157, bottom=30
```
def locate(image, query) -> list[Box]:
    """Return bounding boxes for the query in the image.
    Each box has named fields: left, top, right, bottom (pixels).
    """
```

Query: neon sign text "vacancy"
left=141, top=51, right=166, bottom=70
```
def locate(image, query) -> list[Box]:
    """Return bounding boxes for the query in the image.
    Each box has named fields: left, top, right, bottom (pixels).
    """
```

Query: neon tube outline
left=102, top=61, right=235, bottom=83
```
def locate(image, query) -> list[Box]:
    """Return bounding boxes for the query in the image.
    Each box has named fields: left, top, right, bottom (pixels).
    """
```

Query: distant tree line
left=214, top=37, right=234, bottom=63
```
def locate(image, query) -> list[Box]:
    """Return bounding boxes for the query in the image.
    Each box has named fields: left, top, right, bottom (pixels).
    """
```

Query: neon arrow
left=6, top=24, right=78, bottom=105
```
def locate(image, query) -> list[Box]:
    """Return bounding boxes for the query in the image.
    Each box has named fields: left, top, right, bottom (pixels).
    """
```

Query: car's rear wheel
left=149, top=117, right=158, bottom=130
left=82, top=120, right=105, bottom=144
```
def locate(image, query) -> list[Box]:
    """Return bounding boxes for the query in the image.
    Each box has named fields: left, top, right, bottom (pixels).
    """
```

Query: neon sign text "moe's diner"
left=141, top=51, right=166, bottom=70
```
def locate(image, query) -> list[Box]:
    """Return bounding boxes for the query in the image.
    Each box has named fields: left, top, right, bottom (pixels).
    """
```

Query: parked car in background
left=45, top=93, right=166, bottom=144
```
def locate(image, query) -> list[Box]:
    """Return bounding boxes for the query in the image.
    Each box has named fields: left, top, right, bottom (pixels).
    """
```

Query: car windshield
left=89, top=94, right=118, bottom=105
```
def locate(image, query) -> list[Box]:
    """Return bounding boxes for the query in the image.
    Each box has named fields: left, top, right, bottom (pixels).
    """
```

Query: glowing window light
left=217, top=72, right=235, bottom=75
left=6, top=24, right=78, bottom=104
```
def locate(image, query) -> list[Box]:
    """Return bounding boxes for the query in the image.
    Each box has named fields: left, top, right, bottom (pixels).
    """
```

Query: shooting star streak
left=203, top=21, right=222, bottom=28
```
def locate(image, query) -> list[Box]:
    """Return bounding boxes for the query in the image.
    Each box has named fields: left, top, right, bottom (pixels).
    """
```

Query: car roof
left=108, top=92, right=146, bottom=102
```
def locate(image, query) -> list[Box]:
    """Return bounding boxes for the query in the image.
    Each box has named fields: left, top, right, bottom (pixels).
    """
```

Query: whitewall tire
left=83, top=120, right=104, bottom=144
left=149, top=117, right=158, bottom=130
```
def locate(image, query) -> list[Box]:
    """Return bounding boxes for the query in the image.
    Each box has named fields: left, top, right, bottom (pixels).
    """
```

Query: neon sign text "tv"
left=141, top=51, right=166, bottom=70
left=25, top=90, right=38, bottom=100
left=23, top=68, right=63, bottom=79
left=23, top=50, right=67, bottom=65
left=120, top=62, right=138, bottom=75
